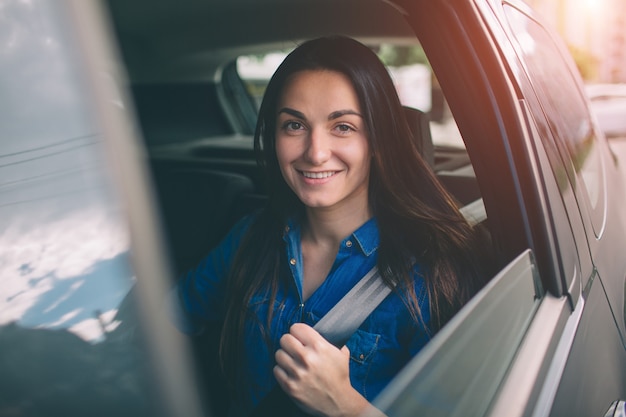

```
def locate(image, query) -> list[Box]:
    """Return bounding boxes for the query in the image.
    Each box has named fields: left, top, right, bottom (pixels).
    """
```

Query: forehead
left=279, top=70, right=359, bottom=106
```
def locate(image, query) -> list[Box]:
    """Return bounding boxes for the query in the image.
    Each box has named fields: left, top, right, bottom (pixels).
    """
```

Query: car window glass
left=503, top=5, right=607, bottom=238
left=0, top=2, right=163, bottom=414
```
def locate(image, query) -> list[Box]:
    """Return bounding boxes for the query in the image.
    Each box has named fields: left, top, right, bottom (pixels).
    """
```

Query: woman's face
left=275, top=70, right=371, bottom=215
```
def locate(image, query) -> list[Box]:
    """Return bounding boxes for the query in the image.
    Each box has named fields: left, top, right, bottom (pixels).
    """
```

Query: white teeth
left=301, top=171, right=335, bottom=179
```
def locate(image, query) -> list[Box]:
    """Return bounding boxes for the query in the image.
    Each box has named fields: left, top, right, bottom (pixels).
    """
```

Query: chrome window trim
left=530, top=292, right=585, bottom=417
left=486, top=291, right=572, bottom=417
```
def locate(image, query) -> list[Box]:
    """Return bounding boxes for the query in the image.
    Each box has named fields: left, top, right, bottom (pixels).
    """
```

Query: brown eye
left=283, top=121, right=304, bottom=131
left=337, top=124, right=352, bottom=132
left=334, top=123, right=356, bottom=135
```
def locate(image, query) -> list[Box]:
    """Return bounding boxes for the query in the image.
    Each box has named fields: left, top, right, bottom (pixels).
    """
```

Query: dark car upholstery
left=133, top=83, right=233, bottom=145
left=151, top=166, right=255, bottom=274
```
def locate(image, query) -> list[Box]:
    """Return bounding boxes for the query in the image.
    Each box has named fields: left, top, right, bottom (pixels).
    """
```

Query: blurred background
left=527, top=0, right=626, bottom=83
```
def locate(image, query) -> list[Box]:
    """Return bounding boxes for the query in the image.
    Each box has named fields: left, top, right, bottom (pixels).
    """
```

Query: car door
left=372, top=0, right=626, bottom=416
left=494, top=1, right=626, bottom=415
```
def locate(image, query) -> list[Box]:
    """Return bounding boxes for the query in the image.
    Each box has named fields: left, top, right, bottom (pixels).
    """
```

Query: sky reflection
left=0, top=0, right=136, bottom=344
left=0, top=204, right=134, bottom=343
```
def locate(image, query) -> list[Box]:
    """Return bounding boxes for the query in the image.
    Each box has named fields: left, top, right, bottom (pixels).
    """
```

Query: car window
left=0, top=2, right=196, bottom=415
left=503, top=5, right=607, bottom=239
left=237, top=43, right=465, bottom=149
left=131, top=82, right=235, bottom=145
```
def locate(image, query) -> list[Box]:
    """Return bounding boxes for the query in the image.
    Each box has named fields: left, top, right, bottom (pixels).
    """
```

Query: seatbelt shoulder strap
left=313, top=266, right=391, bottom=346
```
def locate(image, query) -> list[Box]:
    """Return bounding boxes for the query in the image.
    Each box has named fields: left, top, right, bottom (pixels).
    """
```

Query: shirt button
left=290, top=258, right=297, bottom=265
left=346, top=240, right=353, bottom=248
left=285, top=225, right=290, bottom=233
left=359, top=354, right=365, bottom=360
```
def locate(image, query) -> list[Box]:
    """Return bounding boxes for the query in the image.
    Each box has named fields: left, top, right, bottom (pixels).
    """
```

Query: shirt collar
left=351, top=217, right=379, bottom=256
left=283, top=216, right=379, bottom=256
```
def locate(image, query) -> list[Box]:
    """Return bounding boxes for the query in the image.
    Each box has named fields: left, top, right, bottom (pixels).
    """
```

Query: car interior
left=5, top=1, right=625, bottom=416
left=104, top=0, right=493, bottom=413
left=106, top=0, right=487, bottom=273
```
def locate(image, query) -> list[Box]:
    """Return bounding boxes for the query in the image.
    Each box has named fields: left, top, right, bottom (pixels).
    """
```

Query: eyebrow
left=328, top=109, right=363, bottom=120
left=277, top=107, right=306, bottom=119
left=277, top=107, right=363, bottom=120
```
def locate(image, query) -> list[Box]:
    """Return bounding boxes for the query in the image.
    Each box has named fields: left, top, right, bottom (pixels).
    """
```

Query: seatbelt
left=313, top=266, right=390, bottom=346
left=250, top=265, right=391, bottom=417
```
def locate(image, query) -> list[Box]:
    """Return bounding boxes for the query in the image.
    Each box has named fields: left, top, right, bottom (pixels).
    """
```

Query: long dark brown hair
left=219, top=36, right=492, bottom=392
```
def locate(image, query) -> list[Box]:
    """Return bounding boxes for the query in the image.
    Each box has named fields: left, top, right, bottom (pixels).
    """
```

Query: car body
left=1, top=0, right=626, bottom=417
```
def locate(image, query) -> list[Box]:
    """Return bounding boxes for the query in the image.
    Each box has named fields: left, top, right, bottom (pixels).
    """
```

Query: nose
left=304, top=128, right=331, bottom=165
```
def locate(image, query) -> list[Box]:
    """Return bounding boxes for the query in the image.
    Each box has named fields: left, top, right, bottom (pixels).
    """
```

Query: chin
left=298, top=197, right=337, bottom=209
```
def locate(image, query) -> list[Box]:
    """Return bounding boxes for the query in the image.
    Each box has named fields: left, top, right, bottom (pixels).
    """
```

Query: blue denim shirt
left=175, top=214, right=431, bottom=415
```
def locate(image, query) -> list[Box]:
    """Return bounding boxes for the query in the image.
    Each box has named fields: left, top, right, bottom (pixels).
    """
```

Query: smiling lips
left=299, top=170, right=338, bottom=179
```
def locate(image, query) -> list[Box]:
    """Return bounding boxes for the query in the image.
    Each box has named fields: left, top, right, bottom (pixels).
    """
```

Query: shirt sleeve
left=169, top=214, right=256, bottom=334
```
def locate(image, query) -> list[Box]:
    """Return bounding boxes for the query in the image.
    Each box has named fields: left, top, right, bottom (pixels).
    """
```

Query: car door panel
left=374, top=250, right=543, bottom=416
left=486, top=290, right=573, bottom=417
left=549, top=272, right=626, bottom=417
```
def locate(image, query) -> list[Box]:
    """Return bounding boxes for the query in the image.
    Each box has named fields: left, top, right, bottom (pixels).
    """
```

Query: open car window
left=236, top=44, right=465, bottom=149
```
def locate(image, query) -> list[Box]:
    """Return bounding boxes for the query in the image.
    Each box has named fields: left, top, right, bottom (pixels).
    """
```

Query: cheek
left=354, top=141, right=372, bottom=175
left=275, top=138, right=293, bottom=174
left=360, top=158, right=373, bottom=183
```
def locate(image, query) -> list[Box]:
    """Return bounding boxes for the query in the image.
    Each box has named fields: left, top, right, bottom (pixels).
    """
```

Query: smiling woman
left=172, top=36, right=492, bottom=417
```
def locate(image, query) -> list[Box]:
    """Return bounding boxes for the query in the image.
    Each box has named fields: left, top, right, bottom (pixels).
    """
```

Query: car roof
left=106, top=0, right=417, bottom=82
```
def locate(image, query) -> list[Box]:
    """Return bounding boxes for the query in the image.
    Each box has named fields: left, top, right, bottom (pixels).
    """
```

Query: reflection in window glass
left=504, top=6, right=606, bottom=235
left=0, top=1, right=163, bottom=413
left=0, top=134, right=161, bottom=417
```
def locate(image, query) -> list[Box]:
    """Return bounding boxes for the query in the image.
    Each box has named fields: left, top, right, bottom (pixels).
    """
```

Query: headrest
left=403, top=106, right=434, bottom=168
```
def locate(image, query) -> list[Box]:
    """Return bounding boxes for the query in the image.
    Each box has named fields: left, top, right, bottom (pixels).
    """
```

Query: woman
left=174, top=36, right=491, bottom=416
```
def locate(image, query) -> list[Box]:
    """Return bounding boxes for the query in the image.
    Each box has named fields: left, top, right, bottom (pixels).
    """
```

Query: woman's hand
left=273, top=323, right=372, bottom=417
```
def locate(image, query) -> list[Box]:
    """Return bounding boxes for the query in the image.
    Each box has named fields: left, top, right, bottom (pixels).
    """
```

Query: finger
left=273, top=364, right=291, bottom=390
left=273, top=365, right=306, bottom=406
left=274, top=347, right=298, bottom=373
left=279, top=332, right=306, bottom=359
left=289, top=323, right=324, bottom=347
